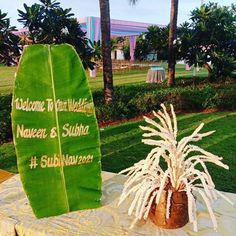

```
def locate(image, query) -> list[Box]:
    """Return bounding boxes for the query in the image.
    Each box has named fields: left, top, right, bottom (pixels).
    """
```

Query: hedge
left=1, top=84, right=236, bottom=143
left=94, top=84, right=236, bottom=121
left=0, top=94, right=12, bottom=143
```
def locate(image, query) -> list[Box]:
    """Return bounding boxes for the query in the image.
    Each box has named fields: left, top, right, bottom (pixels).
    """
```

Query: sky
left=0, top=0, right=234, bottom=28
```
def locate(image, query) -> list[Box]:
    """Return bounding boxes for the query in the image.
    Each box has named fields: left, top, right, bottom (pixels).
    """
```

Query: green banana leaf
left=12, top=44, right=102, bottom=218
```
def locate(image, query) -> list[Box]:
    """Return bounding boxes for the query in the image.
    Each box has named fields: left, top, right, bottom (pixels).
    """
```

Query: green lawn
left=1, top=111, right=236, bottom=193
left=0, top=64, right=207, bottom=94
left=0, top=66, right=16, bottom=94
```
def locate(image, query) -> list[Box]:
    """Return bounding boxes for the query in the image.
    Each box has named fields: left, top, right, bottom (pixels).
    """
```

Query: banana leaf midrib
left=48, top=45, right=70, bottom=212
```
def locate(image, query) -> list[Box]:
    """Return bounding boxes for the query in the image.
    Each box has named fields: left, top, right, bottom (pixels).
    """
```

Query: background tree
left=135, top=25, right=169, bottom=61
left=134, top=33, right=150, bottom=60
left=91, top=40, right=102, bottom=62
left=18, top=0, right=95, bottom=69
left=99, top=0, right=113, bottom=103
left=146, top=25, right=169, bottom=60
left=130, top=0, right=179, bottom=86
left=0, top=10, right=20, bottom=65
left=178, top=3, right=236, bottom=81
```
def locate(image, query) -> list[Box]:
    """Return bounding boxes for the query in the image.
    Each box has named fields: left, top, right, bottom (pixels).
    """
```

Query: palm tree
left=168, top=0, right=179, bottom=86
left=99, top=0, right=114, bottom=103
left=129, top=0, right=179, bottom=86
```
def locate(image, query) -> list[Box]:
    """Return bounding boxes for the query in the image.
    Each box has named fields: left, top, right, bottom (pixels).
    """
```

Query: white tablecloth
left=146, top=69, right=165, bottom=83
left=0, top=172, right=236, bottom=236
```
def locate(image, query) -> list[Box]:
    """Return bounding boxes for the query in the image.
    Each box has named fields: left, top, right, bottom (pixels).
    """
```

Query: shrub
left=216, top=89, right=236, bottom=110
left=1, top=84, right=236, bottom=144
left=93, top=85, right=236, bottom=121
left=0, top=94, right=12, bottom=143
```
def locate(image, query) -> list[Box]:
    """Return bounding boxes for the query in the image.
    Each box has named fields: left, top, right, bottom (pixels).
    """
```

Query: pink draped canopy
left=79, top=17, right=164, bottom=61
left=14, top=16, right=164, bottom=61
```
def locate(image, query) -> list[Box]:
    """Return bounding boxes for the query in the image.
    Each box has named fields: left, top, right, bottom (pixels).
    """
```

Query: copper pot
left=149, top=190, right=189, bottom=229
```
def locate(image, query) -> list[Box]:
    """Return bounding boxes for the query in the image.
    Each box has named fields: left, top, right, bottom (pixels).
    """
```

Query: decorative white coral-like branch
left=118, top=104, right=233, bottom=231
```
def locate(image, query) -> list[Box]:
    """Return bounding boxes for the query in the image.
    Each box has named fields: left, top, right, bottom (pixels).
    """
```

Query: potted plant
left=118, top=104, right=233, bottom=231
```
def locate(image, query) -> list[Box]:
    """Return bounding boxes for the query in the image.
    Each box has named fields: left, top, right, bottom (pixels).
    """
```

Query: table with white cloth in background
left=0, top=171, right=236, bottom=236
left=146, top=66, right=165, bottom=83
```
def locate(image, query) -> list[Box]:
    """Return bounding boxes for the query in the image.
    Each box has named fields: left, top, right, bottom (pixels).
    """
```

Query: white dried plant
left=118, top=104, right=233, bottom=231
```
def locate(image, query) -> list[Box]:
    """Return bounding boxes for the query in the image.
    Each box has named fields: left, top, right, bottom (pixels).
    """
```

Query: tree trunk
left=99, top=0, right=113, bottom=103
left=204, top=62, right=214, bottom=82
left=168, top=0, right=179, bottom=87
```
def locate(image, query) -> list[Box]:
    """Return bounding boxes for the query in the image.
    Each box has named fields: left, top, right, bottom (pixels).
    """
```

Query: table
left=0, top=169, right=14, bottom=184
left=0, top=172, right=236, bottom=236
left=146, top=67, right=165, bottom=83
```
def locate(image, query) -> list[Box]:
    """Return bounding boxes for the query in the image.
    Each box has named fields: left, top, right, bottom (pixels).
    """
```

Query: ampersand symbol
left=50, top=127, right=57, bottom=138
